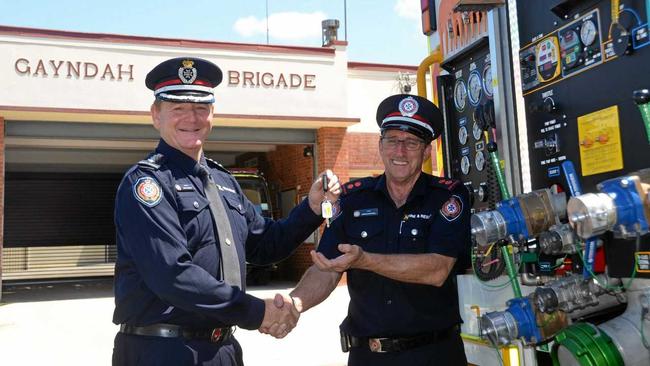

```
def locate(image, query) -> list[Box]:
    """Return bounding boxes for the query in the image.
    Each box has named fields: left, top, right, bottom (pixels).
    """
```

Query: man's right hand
left=258, top=293, right=299, bottom=338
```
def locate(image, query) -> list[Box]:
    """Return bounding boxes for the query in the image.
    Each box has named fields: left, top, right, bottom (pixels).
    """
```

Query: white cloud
left=234, top=11, right=327, bottom=41
left=394, top=0, right=421, bottom=20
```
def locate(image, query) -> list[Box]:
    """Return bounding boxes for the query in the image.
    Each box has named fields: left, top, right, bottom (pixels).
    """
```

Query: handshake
left=258, top=293, right=302, bottom=339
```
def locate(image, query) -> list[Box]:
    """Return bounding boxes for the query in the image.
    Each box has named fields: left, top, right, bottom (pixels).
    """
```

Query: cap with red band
left=145, top=57, right=223, bottom=104
left=376, top=94, right=443, bottom=143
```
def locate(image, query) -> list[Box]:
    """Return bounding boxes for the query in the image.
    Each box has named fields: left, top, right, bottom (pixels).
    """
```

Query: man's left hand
left=307, top=169, right=341, bottom=215
left=310, top=244, right=364, bottom=272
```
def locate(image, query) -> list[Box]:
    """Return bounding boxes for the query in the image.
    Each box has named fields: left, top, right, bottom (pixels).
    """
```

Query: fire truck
left=419, top=1, right=650, bottom=365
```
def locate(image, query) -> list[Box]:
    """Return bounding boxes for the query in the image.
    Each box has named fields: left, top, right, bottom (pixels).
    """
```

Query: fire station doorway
left=2, top=120, right=316, bottom=282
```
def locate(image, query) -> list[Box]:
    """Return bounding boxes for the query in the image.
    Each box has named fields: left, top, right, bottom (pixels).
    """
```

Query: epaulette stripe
left=137, top=153, right=165, bottom=170
left=205, top=158, right=231, bottom=175
left=342, top=177, right=374, bottom=195
left=432, top=177, right=461, bottom=191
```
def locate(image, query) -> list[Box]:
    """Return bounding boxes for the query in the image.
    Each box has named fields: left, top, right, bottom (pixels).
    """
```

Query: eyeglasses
left=380, top=137, right=425, bottom=151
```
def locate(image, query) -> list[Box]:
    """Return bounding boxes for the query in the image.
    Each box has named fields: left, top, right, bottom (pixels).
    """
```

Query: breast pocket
left=222, top=193, right=248, bottom=243
left=343, top=220, right=384, bottom=251
left=177, top=194, right=212, bottom=252
left=398, top=220, right=430, bottom=253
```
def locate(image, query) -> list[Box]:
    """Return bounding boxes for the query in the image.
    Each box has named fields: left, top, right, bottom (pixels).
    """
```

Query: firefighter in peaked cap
left=288, top=94, right=471, bottom=366
left=111, top=57, right=341, bottom=366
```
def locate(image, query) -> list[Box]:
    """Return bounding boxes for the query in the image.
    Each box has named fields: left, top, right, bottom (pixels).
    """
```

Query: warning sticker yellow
left=577, top=105, right=623, bottom=176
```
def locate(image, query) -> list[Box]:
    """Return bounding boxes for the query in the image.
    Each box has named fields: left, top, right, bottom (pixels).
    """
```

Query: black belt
left=340, top=326, right=458, bottom=353
left=119, top=323, right=234, bottom=343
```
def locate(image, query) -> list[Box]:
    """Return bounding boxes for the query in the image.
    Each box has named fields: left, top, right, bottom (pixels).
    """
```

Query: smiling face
left=151, top=101, right=214, bottom=160
left=379, top=129, right=432, bottom=184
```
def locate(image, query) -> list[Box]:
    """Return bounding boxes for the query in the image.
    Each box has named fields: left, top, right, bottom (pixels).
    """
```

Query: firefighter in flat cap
left=288, top=94, right=470, bottom=365
left=111, top=57, right=341, bottom=366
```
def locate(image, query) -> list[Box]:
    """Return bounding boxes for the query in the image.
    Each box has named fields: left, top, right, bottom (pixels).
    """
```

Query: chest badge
left=353, top=208, right=379, bottom=218
left=440, top=195, right=463, bottom=222
left=133, top=176, right=162, bottom=207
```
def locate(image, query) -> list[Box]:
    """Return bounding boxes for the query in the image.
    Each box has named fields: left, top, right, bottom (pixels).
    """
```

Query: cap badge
left=398, top=96, right=419, bottom=117
left=440, top=195, right=463, bottom=222
left=178, top=59, right=197, bottom=84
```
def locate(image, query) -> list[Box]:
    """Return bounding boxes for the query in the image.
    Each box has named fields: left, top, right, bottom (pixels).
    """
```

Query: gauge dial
left=475, top=151, right=486, bottom=171
left=468, top=71, right=482, bottom=106
left=477, top=183, right=488, bottom=202
left=461, top=155, right=471, bottom=175
left=454, top=79, right=467, bottom=111
left=580, top=19, right=597, bottom=46
left=458, top=126, right=468, bottom=145
left=472, top=121, right=484, bottom=141
left=482, top=63, right=493, bottom=98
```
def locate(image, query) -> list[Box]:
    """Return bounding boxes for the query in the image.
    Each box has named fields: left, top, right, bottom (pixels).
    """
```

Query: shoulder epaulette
left=205, top=158, right=231, bottom=175
left=342, top=176, right=376, bottom=196
left=430, top=176, right=462, bottom=191
left=137, top=153, right=165, bottom=170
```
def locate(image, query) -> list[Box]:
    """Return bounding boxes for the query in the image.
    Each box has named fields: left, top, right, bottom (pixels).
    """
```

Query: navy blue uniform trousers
left=112, top=333, right=244, bottom=366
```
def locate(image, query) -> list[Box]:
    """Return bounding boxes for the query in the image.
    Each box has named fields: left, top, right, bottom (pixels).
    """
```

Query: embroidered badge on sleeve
left=440, top=195, right=463, bottom=222
left=133, top=176, right=163, bottom=207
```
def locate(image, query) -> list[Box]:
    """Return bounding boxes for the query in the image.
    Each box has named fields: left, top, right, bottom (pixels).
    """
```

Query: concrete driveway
left=0, top=280, right=349, bottom=366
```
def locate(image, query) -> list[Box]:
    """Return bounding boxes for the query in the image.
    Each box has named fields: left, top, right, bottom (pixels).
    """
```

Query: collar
left=155, top=138, right=206, bottom=176
left=375, top=172, right=428, bottom=206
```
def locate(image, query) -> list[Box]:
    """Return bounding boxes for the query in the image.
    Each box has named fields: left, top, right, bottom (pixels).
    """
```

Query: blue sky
left=0, top=0, right=429, bottom=65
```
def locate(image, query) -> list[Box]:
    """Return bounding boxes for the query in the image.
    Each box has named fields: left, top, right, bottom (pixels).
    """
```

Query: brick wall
left=345, top=132, right=382, bottom=171
left=265, top=144, right=315, bottom=281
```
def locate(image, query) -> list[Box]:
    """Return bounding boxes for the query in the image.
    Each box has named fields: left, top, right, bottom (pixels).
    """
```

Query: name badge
left=175, top=184, right=195, bottom=192
left=353, top=208, right=379, bottom=217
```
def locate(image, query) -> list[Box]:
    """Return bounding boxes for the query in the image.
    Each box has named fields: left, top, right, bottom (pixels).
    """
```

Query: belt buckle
left=368, top=337, right=388, bottom=353
left=210, top=328, right=226, bottom=343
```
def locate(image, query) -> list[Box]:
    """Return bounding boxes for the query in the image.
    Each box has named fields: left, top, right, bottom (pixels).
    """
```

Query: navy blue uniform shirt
left=113, top=139, right=323, bottom=330
left=318, top=173, right=471, bottom=337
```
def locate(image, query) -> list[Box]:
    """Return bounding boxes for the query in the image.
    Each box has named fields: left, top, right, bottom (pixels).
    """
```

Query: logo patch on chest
left=440, top=195, right=463, bottom=222
left=133, top=176, right=162, bottom=207
left=405, top=213, right=432, bottom=220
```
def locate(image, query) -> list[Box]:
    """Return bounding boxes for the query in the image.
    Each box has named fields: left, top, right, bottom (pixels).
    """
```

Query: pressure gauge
left=475, top=151, right=486, bottom=171
left=461, top=155, right=471, bottom=175
left=454, top=79, right=468, bottom=111
left=472, top=121, right=483, bottom=141
left=483, top=63, right=493, bottom=98
left=458, top=126, right=468, bottom=145
left=477, top=183, right=488, bottom=202
left=580, top=19, right=597, bottom=46
left=468, top=71, right=482, bottom=106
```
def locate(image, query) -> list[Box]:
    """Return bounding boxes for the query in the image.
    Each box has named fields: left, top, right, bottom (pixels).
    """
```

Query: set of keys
left=321, top=173, right=333, bottom=227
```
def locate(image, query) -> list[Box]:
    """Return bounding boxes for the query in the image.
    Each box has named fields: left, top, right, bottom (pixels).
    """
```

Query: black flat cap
left=376, top=94, right=443, bottom=143
left=145, top=57, right=222, bottom=104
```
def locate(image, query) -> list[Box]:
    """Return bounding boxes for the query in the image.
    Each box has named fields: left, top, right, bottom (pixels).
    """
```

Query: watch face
left=461, top=155, right=471, bottom=175
left=459, top=126, right=468, bottom=145
left=580, top=19, right=597, bottom=46
left=454, top=79, right=468, bottom=111
left=468, top=71, right=482, bottom=106
left=483, top=63, right=493, bottom=98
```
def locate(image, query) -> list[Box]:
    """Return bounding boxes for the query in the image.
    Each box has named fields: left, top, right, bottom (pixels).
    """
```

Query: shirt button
left=361, top=231, right=368, bottom=238
left=411, top=228, right=418, bottom=236
left=225, top=238, right=232, bottom=246
left=193, top=201, right=199, bottom=208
